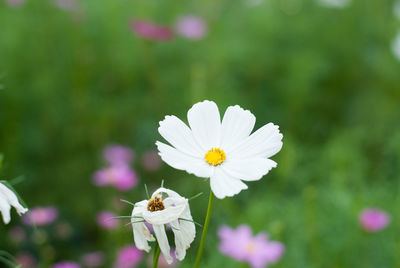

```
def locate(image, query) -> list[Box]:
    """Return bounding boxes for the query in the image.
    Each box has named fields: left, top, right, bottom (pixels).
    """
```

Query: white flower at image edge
left=156, top=100, right=283, bottom=199
left=131, top=187, right=195, bottom=264
left=392, top=30, right=400, bottom=61
left=0, top=182, right=28, bottom=224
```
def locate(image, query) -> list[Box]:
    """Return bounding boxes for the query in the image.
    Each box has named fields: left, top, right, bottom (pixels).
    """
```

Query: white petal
left=228, top=123, right=283, bottom=159
left=132, top=200, right=148, bottom=216
left=210, top=168, right=248, bottom=199
left=222, top=158, right=277, bottom=181
left=0, top=194, right=11, bottom=224
left=170, top=220, right=186, bottom=260
left=0, top=183, right=28, bottom=219
left=132, top=221, right=154, bottom=252
left=156, top=141, right=212, bottom=178
left=169, top=201, right=196, bottom=261
left=151, top=187, right=181, bottom=199
left=131, top=200, right=154, bottom=252
left=143, top=198, right=187, bottom=225
left=158, top=115, right=203, bottom=157
left=220, top=105, right=255, bottom=151
left=153, top=224, right=173, bottom=264
left=187, top=100, right=221, bottom=150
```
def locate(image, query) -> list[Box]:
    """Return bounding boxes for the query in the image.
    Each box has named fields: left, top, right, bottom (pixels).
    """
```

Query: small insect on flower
left=156, top=100, right=283, bottom=199
left=130, top=187, right=196, bottom=264
left=0, top=182, right=28, bottom=224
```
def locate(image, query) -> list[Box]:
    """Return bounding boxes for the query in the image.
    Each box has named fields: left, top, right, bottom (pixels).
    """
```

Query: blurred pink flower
left=16, top=252, right=36, bottom=268
left=103, top=145, right=134, bottom=166
left=114, top=245, right=143, bottom=268
left=175, top=15, right=207, bottom=40
left=359, top=208, right=390, bottom=232
left=141, top=150, right=162, bottom=171
left=23, top=207, right=58, bottom=226
left=130, top=20, right=174, bottom=41
left=53, top=0, right=78, bottom=11
left=8, top=226, right=26, bottom=244
left=53, top=261, right=80, bottom=268
left=96, top=211, right=120, bottom=229
left=81, top=251, right=105, bottom=267
left=5, top=0, right=25, bottom=7
left=93, top=165, right=138, bottom=191
left=218, top=225, right=285, bottom=268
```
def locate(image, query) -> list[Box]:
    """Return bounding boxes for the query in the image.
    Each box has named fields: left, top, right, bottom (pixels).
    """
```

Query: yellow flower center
left=204, top=148, right=226, bottom=166
left=147, top=196, right=165, bottom=212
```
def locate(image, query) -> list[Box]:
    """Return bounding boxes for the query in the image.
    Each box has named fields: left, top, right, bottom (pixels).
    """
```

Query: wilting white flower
left=0, top=182, right=28, bottom=224
left=392, top=30, right=400, bottom=61
left=156, top=100, right=283, bottom=199
left=131, top=187, right=195, bottom=264
left=318, top=0, right=350, bottom=8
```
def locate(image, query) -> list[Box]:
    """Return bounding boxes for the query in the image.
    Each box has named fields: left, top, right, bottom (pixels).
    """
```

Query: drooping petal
left=179, top=205, right=196, bottom=246
left=169, top=202, right=196, bottom=261
left=222, top=158, right=277, bottom=181
left=158, top=115, right=204, bottom=157
left=153, top=224, right=173, bottom=264
left=210, top=168, right=248, bottom=199
left=220, top=105, right=256, bottom=152
left=170, top=220, right=185, bottom=260
left=0, top=183, right=28, bottom=223
left=0, top=194, right=11, bottom=224
left=132, top=221, right=154, bottom=252
left=187, top=100, right=221, bottom=150
left=131, top=200, right=154, bottom=252
left=156, top=141, right=212, bottom=178
left=228, top=123, right=283, bottom=159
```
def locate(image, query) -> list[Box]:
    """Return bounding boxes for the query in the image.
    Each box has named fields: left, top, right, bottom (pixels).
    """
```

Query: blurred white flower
left=175, top=15, right=207, bottom=40
left=392, top=31, right=400, bottom=61
left=0, top=182, right=28, bottom=224
left=243, top=0, right=264, bottom=7
left=394, top=0, right=400, bottom=20
left=156, top=100, right=283, bottom=199
left=131, top=187, right=195, bottom=264
left=318, top=0, right=350, bottom=8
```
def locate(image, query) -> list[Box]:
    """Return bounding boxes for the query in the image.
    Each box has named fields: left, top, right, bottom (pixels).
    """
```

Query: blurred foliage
left=1, top=0, right=400, bottom=267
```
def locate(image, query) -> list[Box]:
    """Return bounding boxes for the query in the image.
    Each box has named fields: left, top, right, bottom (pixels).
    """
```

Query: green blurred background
left=1, top=0, right=400, bottom=267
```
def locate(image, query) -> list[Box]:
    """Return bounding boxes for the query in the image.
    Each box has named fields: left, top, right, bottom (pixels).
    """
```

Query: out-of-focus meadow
left=1, top=0, right=400, bottom=267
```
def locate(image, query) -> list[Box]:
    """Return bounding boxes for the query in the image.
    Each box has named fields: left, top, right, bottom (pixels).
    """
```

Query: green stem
left=193, top=189, right=215, bottom=268
left=152, top=240, right=161, bottom=268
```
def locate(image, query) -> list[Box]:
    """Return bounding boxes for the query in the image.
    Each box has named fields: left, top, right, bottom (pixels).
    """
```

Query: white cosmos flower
left=0, top=182, right=28, bottom=224
left=156, top=100, right=283, bottom=199
left=131, top=187, right=195, bottom=264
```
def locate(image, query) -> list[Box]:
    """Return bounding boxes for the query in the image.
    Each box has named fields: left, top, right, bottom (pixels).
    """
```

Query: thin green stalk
left=193, top=189, right=215, bottom=268
left=152, top=240, right=161, bottom=268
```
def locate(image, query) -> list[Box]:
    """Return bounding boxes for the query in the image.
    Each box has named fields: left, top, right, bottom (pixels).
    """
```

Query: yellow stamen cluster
left=147, top=196, right=165, bottom=212
left=204, top=148, right=226, bottom=166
